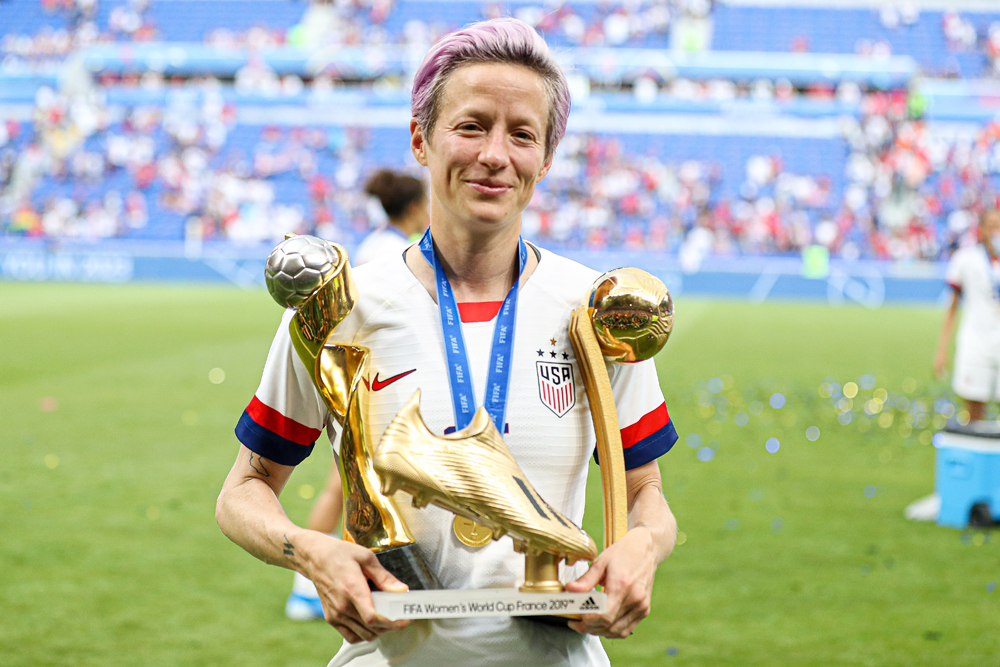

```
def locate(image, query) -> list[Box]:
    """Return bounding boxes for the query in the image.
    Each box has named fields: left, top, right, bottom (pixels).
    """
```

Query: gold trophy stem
left=520, top=552, right=564, bottom=593
left=337, top=349, right=415, bottom=549
left=569, top=306, right=628, bottom=550
left=286, top=255, right=415, bottom=552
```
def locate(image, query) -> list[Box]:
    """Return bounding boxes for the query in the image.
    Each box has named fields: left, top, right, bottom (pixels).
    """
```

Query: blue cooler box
left=935, top=422, right=1000, bottom=528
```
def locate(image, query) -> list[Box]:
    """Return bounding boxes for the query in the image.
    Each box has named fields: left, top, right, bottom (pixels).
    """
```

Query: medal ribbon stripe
left=420, top=228, right=527, bottom=432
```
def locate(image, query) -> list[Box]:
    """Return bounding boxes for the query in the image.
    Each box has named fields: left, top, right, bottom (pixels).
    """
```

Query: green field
left=1, top=283, right=996, bottom=666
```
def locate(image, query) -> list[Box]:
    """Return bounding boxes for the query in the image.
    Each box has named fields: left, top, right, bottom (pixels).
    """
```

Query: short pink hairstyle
left=411, top=17, right=571, bottom=159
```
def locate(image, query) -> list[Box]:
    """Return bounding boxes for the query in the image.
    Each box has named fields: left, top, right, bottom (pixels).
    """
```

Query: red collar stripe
left=457, top=301, right=504, bottom=323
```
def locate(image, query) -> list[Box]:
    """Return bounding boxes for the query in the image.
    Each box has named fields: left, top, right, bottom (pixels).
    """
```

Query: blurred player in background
left=912, top=209, right=1000, bottom=521
left=934, top=209, right=1000, bottom=423
left=355, top=170, right=429, bottom=265
left=285, top=168, right=428, bottom=620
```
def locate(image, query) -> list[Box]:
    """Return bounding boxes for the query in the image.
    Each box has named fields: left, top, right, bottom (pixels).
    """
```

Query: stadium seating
left=712, top=6, right=992, bottom=77
left=146, top=1, right=304, bottom=43
left=0, top=103, right=852, bottom=251
left=3, top=0, right=1000, bottom=261
left=2, top=0, right=995, bottom=62
left=0, top=0, right=72, bottom=34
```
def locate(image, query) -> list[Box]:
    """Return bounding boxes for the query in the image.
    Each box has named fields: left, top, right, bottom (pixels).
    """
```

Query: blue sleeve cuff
left=235, top=410, right=315, bottom=467
left=593, top=421, right=678, bottom=470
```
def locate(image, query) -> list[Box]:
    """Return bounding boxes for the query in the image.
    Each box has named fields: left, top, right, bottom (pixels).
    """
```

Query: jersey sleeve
left=234, top=309, right=331, bottom=466
left=600, top=358, right=677, bottom=469
left=945, top=251, right=964, bottom=293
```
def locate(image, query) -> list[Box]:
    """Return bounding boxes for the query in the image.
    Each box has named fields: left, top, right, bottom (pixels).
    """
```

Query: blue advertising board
left=0, top=242, right=947, bottom=308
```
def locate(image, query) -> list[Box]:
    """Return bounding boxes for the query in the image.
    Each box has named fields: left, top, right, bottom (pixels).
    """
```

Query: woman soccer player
left=935, top=209, right=1000, bottom=422
left=218, top=18, right=678, bottom=666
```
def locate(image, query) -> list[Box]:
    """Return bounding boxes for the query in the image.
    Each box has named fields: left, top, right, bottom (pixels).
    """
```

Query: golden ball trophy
left=264, top=235, right=672, bottom=621
left=569, top=268, right=675, bottom=551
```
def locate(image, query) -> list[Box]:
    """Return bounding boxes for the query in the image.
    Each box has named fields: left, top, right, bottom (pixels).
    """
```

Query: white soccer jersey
left=946, top=244, right=1000, bottom=358
left=236, top=246, right=677, bottom=667
left=354, top=226, right=415, bottom=266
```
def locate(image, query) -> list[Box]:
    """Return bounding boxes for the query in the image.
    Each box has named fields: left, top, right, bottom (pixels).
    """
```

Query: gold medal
left=453, top=516, right=493, bottom=548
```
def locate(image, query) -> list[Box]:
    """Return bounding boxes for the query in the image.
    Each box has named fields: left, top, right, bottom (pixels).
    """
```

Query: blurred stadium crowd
left=3, top=0, right=1000, bottom=262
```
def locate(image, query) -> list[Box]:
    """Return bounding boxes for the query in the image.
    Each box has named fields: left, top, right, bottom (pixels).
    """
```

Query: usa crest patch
left=536, top=361, right=575, bottom=417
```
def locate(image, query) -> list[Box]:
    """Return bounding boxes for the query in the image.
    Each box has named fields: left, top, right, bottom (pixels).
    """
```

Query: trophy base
left=371, top=544, right=441, bottom=591
left=372, top=589, right=606, bottom=620
left=518, top=552, right=575, bottom=628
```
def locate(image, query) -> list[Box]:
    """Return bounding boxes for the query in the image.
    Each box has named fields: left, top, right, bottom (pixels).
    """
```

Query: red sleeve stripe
left=947, top=282, right=962, bottom=294
left=245, top=396, right=322, bottom=446
left=621, top=402, right=670, bottom=449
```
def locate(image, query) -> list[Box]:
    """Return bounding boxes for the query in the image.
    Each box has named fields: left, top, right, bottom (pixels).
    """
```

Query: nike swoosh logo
left=366, top=369, right=417, bottom=392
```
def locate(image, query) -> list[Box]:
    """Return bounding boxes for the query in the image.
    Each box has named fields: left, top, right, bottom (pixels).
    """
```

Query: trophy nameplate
left=372, top=588, right=606, bottom=621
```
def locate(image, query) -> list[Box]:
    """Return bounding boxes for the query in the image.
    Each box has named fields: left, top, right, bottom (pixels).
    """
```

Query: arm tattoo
left=248, top=452, right=271, bottom=477
left=282, top=534, right=295, bottom=558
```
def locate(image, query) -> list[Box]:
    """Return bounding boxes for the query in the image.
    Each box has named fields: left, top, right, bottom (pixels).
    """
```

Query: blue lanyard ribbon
left=419, top=228, right=526, bottom=432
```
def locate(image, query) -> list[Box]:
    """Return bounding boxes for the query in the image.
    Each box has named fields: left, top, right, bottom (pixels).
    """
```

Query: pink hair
left=411, top=17, right=570, bottom=159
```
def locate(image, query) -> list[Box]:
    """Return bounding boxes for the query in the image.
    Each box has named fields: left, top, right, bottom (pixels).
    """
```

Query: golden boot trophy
left=264, top=234, right=439, bottom=591
left=370, top=392, right=604, bottom=620
left=365, top=266, right=672, bottom=621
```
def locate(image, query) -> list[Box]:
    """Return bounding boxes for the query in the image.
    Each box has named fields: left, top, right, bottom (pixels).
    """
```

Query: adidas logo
left=579, top=596, right=599, bottom=611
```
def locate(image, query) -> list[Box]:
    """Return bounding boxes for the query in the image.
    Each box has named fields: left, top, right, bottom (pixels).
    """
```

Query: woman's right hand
left=299, top=531, right=411, bottom=643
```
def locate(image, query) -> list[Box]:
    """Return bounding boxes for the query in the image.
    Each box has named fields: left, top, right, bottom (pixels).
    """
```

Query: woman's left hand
left=564, top=526, right=658, bottom=639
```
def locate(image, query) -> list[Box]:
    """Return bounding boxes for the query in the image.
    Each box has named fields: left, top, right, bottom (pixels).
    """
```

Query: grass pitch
left=1, top=283, right=996, bottom=667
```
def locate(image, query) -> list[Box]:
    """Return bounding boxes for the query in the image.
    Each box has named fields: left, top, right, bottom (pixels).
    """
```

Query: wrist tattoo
left=248, top=452, right=271, bottom=477
left=282, top=534, right=295, bottom=558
